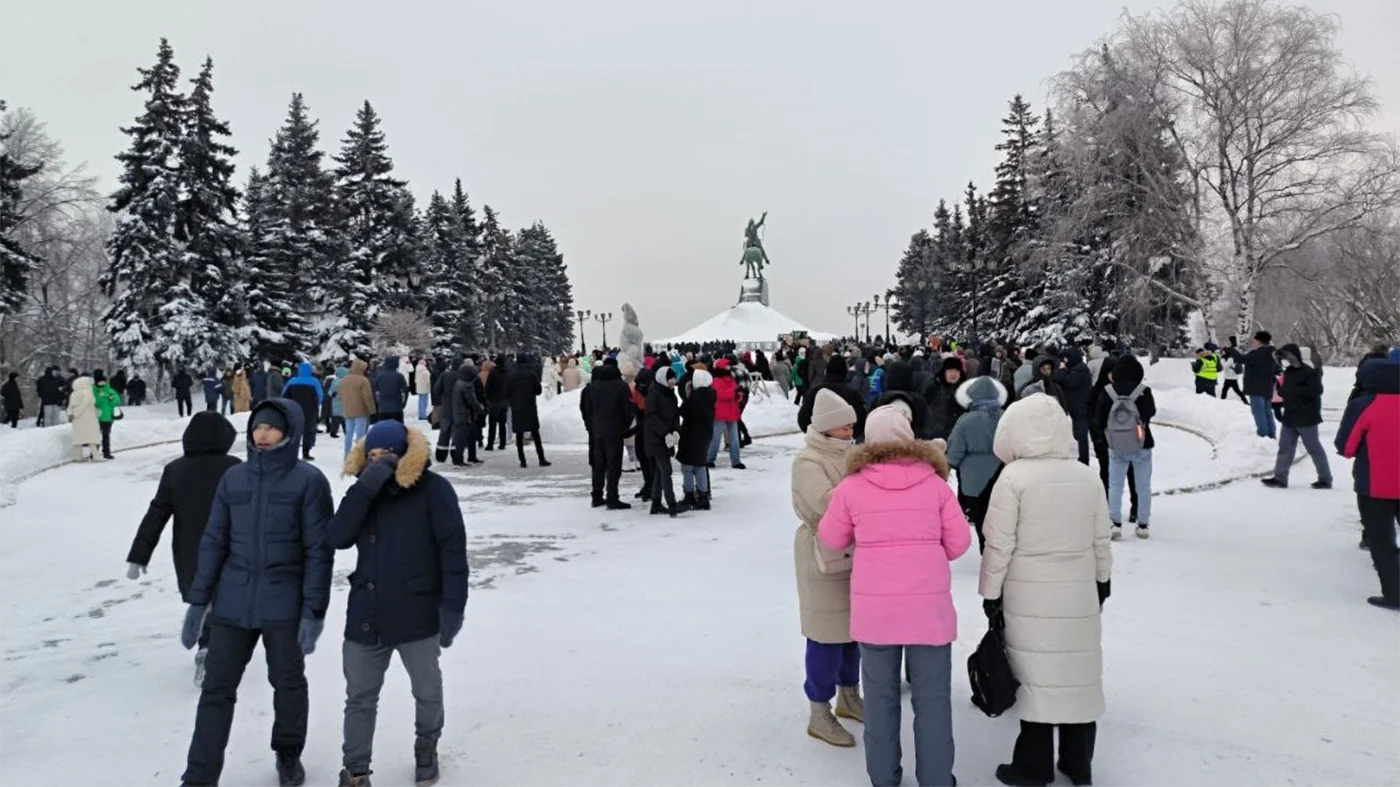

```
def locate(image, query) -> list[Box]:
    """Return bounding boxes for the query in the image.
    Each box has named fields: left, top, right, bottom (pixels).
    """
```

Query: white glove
left=664, top=433, right=679, bottom=449
left=126, top=562, right=146, bottom=580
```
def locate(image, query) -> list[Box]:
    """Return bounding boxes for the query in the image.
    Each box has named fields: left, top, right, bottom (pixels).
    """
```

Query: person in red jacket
left=1336, top=350, right=1400, bottom=610
left=707, top=359, right=746, bottom=469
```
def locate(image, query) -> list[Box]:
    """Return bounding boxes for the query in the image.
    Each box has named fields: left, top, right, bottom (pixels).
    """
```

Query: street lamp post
left=594, top=312, right=613, bottom=348
left=845, top=303, right=864, bottom=341
left=883, top=289, right=893, bottom=344
left=861, top=301, right=873, bottom=344
left=575, top=309, right=591, bottom=354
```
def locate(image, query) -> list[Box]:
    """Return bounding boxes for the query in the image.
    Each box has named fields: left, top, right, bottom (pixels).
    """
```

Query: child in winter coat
left=791, top=389, right=861, bottom=748
left=947, top=376, right=1008, bottom=552
left=819, top=405, right=971, bottom=787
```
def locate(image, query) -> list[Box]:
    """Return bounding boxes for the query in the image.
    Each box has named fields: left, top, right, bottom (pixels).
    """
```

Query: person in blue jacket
left=330, top=420, right=468, bottom=787
left=179, top=399, right=334, bottom=787
left=372, top=355, right=410, bottom=423
left=282, top=361, right=325, bottom=460
left=201, top=366, right=221, bottom=412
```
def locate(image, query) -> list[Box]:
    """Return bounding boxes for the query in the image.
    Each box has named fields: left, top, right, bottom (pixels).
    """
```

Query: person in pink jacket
left=819, top=404, right=971, bottom=787
left=707, top=358, right=745, bottom=469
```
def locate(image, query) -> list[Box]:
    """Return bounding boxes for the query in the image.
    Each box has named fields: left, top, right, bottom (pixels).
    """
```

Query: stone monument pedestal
left=738, top=277, right=770, bottom=307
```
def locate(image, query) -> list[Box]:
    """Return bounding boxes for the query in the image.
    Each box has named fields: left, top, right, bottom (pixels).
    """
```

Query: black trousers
left=1220, top=379, right=1247, bottom=403
left=488, top=406, right=508, bottom=448
left=517, top=430, right=546, bottom=465
left=636, top=436, right=653, bottom=494
left=1359, top=495, right=1399, bottom=602
left=1070, top=413, right=1090, bottom=465
left=1010, top=720, right=1096, bottom=784
left=177, top=393, right=193, bottom=417
left=99, top=421, right=113, bottom=457
left=300, top=424, right=315, bottom=455
left=183, top=622, right=307, bottom=786
left=959, top=491, right=986, bottom=553
left=371, top=411, right=404, bottom=424
left=4, top=407, right=17, bottom=428
left=651, top=453, right=677, bottom=509
left=452, top=416, right=479, bottom=463
left=1195, top=378, right=1217, bottom=396
left=590, top=435, right=624, bottom=502
left=327, top=415, right=344, bottom=438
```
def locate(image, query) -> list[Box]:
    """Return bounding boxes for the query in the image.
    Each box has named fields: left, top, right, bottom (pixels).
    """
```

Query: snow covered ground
left=1, top=359, right=1395, bottom=786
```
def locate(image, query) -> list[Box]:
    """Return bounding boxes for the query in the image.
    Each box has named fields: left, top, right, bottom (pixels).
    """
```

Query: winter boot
left=1260, top=477, right=1287, bottom=489
left=834, top=685, right=864, bottom=723
left=1057, top=761, right=1093, bottom=787
left=634, top=486, right=651, bottom=500
left=666, top=504, right=682, bottom=518
left=1368, top=595, right=1400, bottom=610
left=1110, top=524, right=1122, bottom=541
left=1128, top=505, right=1137, bottom=524
left=520, top=459, right=528, bottom=469
left=414, top=737, right=439, bottom=786
left=605, top=499, right=632, bottom=510
left=275, top=751, right=305, bottom=787
left=994, top=764, right=1050, bottom=787
left=301, top=450, right=313, bottom=461
left=538, top=458, right=552, bottom=468
left=697, top=491, right=712, bottom=511
left=435, top=448, right=449, bottom=463
left=337, top=769, right=372, bottom=787
left=1310, top=479, right=1332, bottom=489
left=650, top=500, right=667, bottom=516
left=193, top=647, right=207, bottom=689
left=732, top=462, right=747, bottom=470
left=1136, top=524, right=1150, bottom=539
left=681, top=491, right=697, bottom=509
left=591, top=497, right=606, bottom=508
left=807, top=701, right=856, bottom=747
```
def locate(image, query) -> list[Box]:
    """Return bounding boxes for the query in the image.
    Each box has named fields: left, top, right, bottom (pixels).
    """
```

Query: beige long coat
left=979, top=393, right=1113, bottom=724
left=791, top=426, right=856, bottom=643
left=66, top=376, right=100, bottom=447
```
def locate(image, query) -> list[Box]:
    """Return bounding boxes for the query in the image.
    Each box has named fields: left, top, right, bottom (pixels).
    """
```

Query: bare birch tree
left=1113, top=0, right=1400, bottom=336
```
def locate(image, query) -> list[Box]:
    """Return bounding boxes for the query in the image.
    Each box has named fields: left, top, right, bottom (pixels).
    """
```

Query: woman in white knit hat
left=791, top=388, right=862, bottom=747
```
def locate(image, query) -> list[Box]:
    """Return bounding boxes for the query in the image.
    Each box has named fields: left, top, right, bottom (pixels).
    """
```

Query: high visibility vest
left=1197, top=354, right=1220, bottom=380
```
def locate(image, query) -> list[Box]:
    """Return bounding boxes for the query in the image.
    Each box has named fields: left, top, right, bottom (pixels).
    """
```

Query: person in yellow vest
left=1193, top=343, right=1222, bottom=396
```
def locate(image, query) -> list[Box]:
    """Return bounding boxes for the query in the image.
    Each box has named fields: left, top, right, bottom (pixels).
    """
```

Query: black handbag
left=968, top=614, right=1019, bottom=717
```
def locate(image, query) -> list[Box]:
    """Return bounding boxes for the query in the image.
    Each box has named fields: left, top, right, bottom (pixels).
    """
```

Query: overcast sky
left=3, top=0, right=1396, bottom=338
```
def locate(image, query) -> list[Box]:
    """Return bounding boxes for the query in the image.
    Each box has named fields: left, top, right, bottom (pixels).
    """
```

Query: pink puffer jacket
left=819, top=440, right=971, bottom=646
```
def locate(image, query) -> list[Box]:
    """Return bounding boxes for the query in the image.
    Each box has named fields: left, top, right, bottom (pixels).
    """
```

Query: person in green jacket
left=91, top=368, right=123, bottom=460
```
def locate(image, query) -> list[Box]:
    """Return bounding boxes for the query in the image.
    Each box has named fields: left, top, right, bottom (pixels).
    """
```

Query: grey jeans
left=1273, top=424, right=1332, bottom=485
left=342, top=636, right=444, bottom=773
left=860, top=643, right=955, bottom=787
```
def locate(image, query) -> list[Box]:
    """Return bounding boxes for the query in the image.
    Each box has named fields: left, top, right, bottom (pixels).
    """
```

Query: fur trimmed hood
left=955, top=376, right=1008, bottom=409
left=343, top=425, right=431, bottom=488
left=847, top=439, right=950, bottom=481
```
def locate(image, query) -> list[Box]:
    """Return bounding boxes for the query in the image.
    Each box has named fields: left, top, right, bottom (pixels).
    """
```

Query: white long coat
left=66, top=376, right=100, bottom=447
left=979, top=393, right=1112, bottom=724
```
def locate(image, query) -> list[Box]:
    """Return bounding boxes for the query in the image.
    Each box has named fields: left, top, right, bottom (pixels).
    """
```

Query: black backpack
left=968, top=615, right=1020, bottom=717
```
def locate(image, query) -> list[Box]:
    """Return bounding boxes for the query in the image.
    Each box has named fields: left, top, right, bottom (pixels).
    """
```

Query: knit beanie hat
left=364, top=420, right=408, bottom=455
left=249, top=405, right=288, bottom=434
left=810, top=388, right=857, bottom=433
left=864, top=404, right=915, bottom=444
left=692, top=369, right=713, bottom=389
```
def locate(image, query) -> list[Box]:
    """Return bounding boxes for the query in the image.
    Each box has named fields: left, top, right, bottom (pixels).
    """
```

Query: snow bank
left=538, top=387, right=801, bottom=445
left=0, top=409, right=250, bottom=508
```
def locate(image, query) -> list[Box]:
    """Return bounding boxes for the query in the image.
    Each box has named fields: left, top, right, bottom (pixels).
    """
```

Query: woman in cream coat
left=979, top=392, right=1112, bottom=787
left=790, top=389, right=862, bottom=748
left=66, top=375, right=101, bottom=459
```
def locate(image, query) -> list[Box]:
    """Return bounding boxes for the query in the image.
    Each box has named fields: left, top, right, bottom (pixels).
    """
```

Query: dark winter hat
left=1204, top=342, right=1219, bottom=351
left=249, top=406, right=288, bottom=434
left=1254, top=330, right=1272, bottom=344
left=364, top=420, right=409, bottom=456
left=825, top=355, right=848, bottom=378
left=92, top=368, right=106, bottom=383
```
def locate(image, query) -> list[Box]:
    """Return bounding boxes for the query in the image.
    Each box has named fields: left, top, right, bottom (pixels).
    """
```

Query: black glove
left=982, top=598, right=1003, bottom=625
left=1097, top=580, right=1111, bottom=607
left=358, top=454, right=399, bottom=492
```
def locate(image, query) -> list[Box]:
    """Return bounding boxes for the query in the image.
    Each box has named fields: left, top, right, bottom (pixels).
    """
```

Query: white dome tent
left=654, top=301, right=839, bottom=351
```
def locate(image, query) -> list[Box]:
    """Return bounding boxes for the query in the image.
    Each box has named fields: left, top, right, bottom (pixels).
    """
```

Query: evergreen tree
left=514, top=221, right=574, bottom=353
left=0, top=100, right=41, bottom=316
left=169, top=57, right=244, bottom=364
left=891, top=229, right=936, bottom=342
left=982, top=95, right=1044, bottom=341
left=102, top=38, right=187, bottom=369
left=477, top=204, right=513, bottom=350
left=262, top=93, right=337, bottom=357
left=240, top=167, right=306, bottom=359
left=329, top=101, right=418, bottom=358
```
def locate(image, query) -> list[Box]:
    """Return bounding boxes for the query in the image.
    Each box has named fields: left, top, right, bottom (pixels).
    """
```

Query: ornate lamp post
left=845, top=302, right=863, bottom=340
left=861, top=301, right=874, bottom=344
left=872, top=292, right=894, bottom=345
left=594, top=311, right=614, bottom=348
left=575, top=309, right=591, bottom=353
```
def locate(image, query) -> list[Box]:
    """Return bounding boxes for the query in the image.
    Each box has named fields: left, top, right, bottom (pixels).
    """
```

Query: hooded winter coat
left=644, top=373, right=680, bottom=457
left=281, top=361, right=324, bottom=429
left=452, top=362, right=486, bottom=424
left=1276, top=344, right=1324, bottom=428
left=1096, top=354, right=1157, bottom=450
left=711, top=361, right=742, bottom=423
left=797, top=356, right=867, bottom=438
left=93, top=379, right=122, bottom=424
left=507, top=359, right=543, bottom=433
left=874, top=360, right=933, bottom=440
left=2, top=373, right=21, bottom=413
left=923, top=357, right=967, bottom=441
left=1336, top=356, right=1400, bottom=499
left=582, top=364, right=634, bottom=439
left=1021, top=355, right=1069, bottom=412
left=432, top=361, right=461, bottom=417
left=332, top=427, right=469, bottom=646
left=373, top=356, right=410, bottom=415
left=328, top=366, right=350, bottom=417
left=1243, top=343, right=1279, bottom=398
left=677, top=370, right=717, bottom=466
left=127, top=412, right=241, bottom=597
left=1053, top=347, right=1094, bottom=417
left=947, top=376, right=1008, bottom=497
left=232, top=370, right=252, bottom=413
left=819, top=439, right=970, bottom=646
left=202, top=367, right=220, bottom=404
left=186, top=399, right=335, bottom=629
left=792, top=426, right=857, bottom=643
left=67, top=377, right=99, bottom=446
left=980, top=393, right=1113, bottom=724
left=36, top=369, right=63, bottom=406
left=340, top=359, right=377, bottom=419
left=173, top=370, right=194, bottom=396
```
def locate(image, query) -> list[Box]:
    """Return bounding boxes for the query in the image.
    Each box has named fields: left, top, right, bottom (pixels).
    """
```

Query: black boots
left=414, top=737, right=439, bottom=786
left=276, top=752, right=305, bottom=787
left=435, top=448, right=449, bottom=463
left=696, top=491, right=712, bottom=510
left=605, top=499, right=632, bottom=510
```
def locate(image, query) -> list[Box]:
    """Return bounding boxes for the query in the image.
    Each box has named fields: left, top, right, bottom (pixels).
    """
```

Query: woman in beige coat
left=791, top=388, right=861, bottom=748
left=979, top=392, right=1112, bottom=787
left=66, top=375, right=101, bottom=460
left=231, top=369, right=252, bottom=413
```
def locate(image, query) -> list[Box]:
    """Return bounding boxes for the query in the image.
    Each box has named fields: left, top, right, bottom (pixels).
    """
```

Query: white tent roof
left=655, top=301, right=839, bottom=347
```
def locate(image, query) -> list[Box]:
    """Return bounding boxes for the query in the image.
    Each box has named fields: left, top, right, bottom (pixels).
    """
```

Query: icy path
left=1, top=417, right=1396, bottom=786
